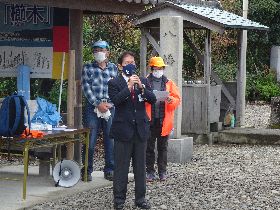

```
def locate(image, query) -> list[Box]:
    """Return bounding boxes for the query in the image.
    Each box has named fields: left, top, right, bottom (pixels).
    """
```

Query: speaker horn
left=53, top=159, right=80, bottom=188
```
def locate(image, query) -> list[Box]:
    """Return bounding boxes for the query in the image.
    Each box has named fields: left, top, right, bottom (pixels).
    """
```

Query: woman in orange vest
left=145, top=56, right=181, bottom=181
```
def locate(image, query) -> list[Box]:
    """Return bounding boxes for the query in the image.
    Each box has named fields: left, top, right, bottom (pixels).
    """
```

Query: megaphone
left=53, top=159, right=80, bottom=188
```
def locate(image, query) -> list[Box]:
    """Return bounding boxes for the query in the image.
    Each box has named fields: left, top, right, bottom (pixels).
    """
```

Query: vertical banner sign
left=0, top=3, right=69, bottom=79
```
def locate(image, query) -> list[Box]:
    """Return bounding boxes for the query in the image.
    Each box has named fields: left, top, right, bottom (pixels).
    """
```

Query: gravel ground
left=30, top=144, right=280, bottom=210
left=2, top=104, right=277, bottom=209
left=0, top=154, right=37, bottom=168
left=245, top=103, right=271, bottom=128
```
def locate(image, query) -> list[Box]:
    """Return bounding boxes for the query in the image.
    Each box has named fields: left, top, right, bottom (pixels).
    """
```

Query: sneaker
left=159, top=172, right=167, bottom=181
left=146, top=172, right=156, bottom=182
left=135, top=200, right=151, bottom=209
left=81, top=168, right=92, bottom=182
left=104, top=171, right=114, bottom=181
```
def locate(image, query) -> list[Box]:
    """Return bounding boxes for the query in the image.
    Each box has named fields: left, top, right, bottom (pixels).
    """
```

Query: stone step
left=217, top=128, right=280, bottom=145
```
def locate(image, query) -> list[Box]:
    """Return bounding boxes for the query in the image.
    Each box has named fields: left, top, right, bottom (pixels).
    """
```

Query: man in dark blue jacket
left=108, top=51, right=156, bottom=210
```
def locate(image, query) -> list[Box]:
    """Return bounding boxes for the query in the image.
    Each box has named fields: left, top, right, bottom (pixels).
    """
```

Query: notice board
left=0, top=3, right=69, bottom=79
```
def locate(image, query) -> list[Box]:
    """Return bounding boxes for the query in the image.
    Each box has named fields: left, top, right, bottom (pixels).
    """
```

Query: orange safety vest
left=145, top=79, right=181, bottom=136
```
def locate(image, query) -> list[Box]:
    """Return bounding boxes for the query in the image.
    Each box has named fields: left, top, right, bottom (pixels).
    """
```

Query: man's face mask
left=122, top=64, right=136, bottom=76
left=94, top=52, right=107, bottom=63
left=152, top=70, right=164, bottom=78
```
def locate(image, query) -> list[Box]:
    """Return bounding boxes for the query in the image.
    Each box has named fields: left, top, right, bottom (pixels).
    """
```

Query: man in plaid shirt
left=81, top=40, right=118, bottom=181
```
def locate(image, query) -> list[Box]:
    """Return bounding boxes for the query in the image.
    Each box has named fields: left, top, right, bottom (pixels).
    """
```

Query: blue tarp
left=31, top=97, right=61, bottom=126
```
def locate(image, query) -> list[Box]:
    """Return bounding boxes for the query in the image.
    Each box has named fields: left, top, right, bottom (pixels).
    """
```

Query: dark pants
left=113, top=129, right=147, bottom=205
left=146, top=119, right=168, bottom=174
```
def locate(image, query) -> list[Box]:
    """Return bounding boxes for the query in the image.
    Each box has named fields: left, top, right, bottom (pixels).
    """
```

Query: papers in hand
left=94, top=108, right=111, bottom=121
left=153, top=90, right=169, bottom=102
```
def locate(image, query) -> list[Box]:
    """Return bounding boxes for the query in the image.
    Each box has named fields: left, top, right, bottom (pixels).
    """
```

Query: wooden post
left=66, top=50, right=75, bottom=160
left=236, top=0, right=248, bottom=127
left=70, top=9, right=83, bottom=164
left=204, top=30, right=212, bottom=144
left=140, top=28, right=148, bottom=77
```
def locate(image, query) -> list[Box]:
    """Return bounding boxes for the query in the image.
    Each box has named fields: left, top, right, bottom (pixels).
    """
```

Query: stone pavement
left=0, top=165, right=125, bottom=210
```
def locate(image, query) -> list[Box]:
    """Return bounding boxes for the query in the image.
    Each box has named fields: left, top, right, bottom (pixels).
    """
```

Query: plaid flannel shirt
left=82, top=61, right=118, bottom=106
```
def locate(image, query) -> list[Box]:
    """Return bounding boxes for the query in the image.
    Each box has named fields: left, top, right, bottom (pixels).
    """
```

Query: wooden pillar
left=66, top=50, right=75, bottom=160
left=160, top=16, right=183, bottom=139
left=204, top=30, right=212, bottom=144
left=70, top=9, right=83, bottom=163
left=140, top=28, right=148, bottom=77
left=236, top=0, right=248, bottom=127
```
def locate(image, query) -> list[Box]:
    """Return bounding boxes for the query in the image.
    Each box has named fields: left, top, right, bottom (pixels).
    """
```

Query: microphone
left=132, top=73, right=139, bottom=90
left=134, top=83, right=138, bottom=90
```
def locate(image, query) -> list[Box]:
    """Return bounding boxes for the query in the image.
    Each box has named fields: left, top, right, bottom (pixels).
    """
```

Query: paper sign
left=153, top=90, right=169, bottom=102
left=0, top=46, right=53, bottom=78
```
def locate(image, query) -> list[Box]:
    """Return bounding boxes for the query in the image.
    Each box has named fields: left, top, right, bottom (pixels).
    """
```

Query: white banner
left=0, top=46, right=53, bottom=78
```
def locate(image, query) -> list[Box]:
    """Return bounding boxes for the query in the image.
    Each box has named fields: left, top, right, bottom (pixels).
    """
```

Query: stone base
left=167, top=137, right=193, bottom=163
left=186, top=134, right=210, bottom=144
left=218, top=128, right=280, bottom=145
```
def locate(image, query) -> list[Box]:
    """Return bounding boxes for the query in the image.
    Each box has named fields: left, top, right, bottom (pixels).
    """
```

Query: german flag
left=52, top=8, right=69, bottom=79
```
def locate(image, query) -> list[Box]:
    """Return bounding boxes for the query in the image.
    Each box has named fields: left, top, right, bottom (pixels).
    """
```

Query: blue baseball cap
left=92, top=40, right=109, bottom=49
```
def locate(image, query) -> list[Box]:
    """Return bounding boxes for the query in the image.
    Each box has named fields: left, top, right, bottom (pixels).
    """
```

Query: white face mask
left=152, top=70, right=164, bottom=78
left=94, top=52, right=107, bottom=63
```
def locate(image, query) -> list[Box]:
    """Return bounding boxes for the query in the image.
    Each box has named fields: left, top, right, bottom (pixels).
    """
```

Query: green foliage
left=211, top=0, right=280, bottom=102
left=47, top=80, right=68, bottom=113
left=270, top=124, right=280, bottom=129
left=213, top=62, right=237, bottom=81
left=83, top=15, right=141, bottom=65
left=83, top=19, right=94, bottom=63
left=183, top=30, right=205, bottom=81
left=246, top=71, right=280, bottom=101
left=245, top=0, right=280, bottom=101
left=30, top=79, right=43, bottom=99
left=255, top=73, right=280, bottom=101
left=247, top=0, right=280, bottom=71
left=0, top=78, right=16, bottom=97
